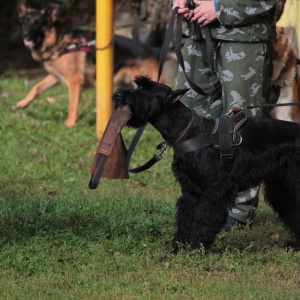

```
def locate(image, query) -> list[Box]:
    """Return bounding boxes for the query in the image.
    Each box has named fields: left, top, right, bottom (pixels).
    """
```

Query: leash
left=128, top=141, right=169, bottom=173
left=127, top=7, right=215, bottom=173
left=173, top=12, right=216, bottom=96
left=126, top=8, right=182, bottom=173
left=244, top=102, right=300, bottom=110
left=158, top=7, right=215, bottom=96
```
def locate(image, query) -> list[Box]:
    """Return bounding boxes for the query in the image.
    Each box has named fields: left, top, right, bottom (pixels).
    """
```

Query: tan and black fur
left=270, top=27, right=300, bottom=122
left=17, top=1, right=173, bottom=127
left=17, top=1, right=96, bottom=127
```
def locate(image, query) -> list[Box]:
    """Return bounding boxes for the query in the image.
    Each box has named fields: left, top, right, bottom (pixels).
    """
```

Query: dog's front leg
left=172, top=192, right=228, bottom=252
left=15, top=74, right=59, bottom=109
left=65, top=77, right=83, bottom=128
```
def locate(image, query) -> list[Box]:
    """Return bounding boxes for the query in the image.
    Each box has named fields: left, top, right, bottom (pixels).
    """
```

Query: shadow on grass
left=0, top=181, right=292, bottom=255
left=0, top=184, right=175, bottom=253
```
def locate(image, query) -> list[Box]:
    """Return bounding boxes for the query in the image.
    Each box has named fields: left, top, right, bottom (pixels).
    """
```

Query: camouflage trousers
left=176, top=38, right=273, bottom=224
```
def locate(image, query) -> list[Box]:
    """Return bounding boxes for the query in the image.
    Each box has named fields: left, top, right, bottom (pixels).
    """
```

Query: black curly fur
left=113, top=76, right=300, bottom=251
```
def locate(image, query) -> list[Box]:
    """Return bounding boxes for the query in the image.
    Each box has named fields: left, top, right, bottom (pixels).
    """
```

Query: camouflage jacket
left=172, top=0, right=280, bottom=42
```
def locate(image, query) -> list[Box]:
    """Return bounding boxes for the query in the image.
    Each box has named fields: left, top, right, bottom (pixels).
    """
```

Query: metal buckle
left=226, top=107, right=242, bottom=117
left=155, top=141, right=168, bottom=159
left=231, top=131, right=243, bottom=146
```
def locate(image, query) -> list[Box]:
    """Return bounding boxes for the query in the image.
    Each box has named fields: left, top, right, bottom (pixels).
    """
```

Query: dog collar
left=172, top=114, right=195, bottom=145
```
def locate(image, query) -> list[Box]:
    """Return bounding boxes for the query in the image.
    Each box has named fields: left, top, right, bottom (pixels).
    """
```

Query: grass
left=0, top=73, right=300, bottom=299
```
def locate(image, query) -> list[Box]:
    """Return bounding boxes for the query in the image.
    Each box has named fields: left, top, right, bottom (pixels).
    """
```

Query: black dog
left=114, top=76, right=300, bottom=251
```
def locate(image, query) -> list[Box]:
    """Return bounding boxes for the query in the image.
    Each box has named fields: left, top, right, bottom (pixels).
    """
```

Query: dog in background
left=16, top=1, right=174, bottom=127
left=114, top=76, right=300, bottom=251
left=270, top=27, right=300, bottom=122
left=16, top=0, right=96, bottom=127
left=113, top=34, right=174, bottom=88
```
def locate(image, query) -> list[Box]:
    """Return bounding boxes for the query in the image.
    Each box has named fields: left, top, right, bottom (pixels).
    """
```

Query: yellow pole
left=96, top=0, right=114, bottom=138
left=277, top=0, right=300, bottom=52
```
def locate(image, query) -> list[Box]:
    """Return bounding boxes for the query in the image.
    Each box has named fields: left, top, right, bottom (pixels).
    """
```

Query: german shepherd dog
left=270, top=27, right=300, bottom=122
left=16, top=1, right=172, bottom=127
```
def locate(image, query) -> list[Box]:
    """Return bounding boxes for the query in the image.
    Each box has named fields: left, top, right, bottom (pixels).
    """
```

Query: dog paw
left=15, top=99, right=30, bottom=109
left=284, top=239, right=300, bottom=251
left=158, top=252, right=168, bottom=261
left=65, top=119, right=76, bottom=128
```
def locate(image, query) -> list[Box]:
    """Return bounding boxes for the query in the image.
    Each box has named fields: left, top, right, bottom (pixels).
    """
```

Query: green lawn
left=0, top=74, right=299, bottom=299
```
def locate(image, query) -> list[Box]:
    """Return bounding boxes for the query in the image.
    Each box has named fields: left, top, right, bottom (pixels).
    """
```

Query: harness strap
left=211, top=112, right=247, bottom=170
left=173, top=135, right=213, bottom=153
left=174, top=111, right=247, bottom=171
left=60, top=40, right=96, bottom=56
left=129, top=110, right=246, bottom=174
left=215, top=118, right=233, bottom=171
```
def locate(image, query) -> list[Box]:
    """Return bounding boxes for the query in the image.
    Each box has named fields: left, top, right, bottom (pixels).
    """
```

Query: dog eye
left=115, top=92, right=122, bottom=99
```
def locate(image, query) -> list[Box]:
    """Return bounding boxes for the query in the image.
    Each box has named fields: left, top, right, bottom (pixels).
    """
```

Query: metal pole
left=96, top=0, right=114, bottom=138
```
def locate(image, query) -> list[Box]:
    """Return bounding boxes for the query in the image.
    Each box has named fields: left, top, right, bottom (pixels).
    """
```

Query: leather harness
left=173, top=110, right=247, bottom=171
left=132, top=109, right=247, bottom=173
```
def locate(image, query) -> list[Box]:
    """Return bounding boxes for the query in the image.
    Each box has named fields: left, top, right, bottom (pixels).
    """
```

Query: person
left=171, top=0, right=280, bottom=230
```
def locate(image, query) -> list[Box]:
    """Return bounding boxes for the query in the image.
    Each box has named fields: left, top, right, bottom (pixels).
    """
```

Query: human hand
left=192, top=0, right=217, bottom=27
left=172, top=0, right=194, bottom=21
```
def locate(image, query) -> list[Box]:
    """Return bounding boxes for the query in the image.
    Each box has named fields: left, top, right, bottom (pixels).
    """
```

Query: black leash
left=245, top=102, right=300, bottom=110
left=126, top=8, right=179, bottom=173
left=128, top=141, right=168, bottom=173
left=174, top=12, right=216, bottom=96
left=127, top=7, right=215, bottom=173
left=160, top=7, right=216, bottom=96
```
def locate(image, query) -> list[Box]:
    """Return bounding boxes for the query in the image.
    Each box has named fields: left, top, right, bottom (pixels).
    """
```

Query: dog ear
left=18, top=0, right=27, bottom=19
left=166, top=88, right=189, bottom=104
left=133, top=76, right=151, bottom=88
left=44, top=2, right=60, bottom=23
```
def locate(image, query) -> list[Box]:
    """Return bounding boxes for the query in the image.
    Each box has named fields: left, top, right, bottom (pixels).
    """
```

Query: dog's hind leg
left=15, top=75, right=59, bottom=109
left=172, top=191, right=229, bottom=252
